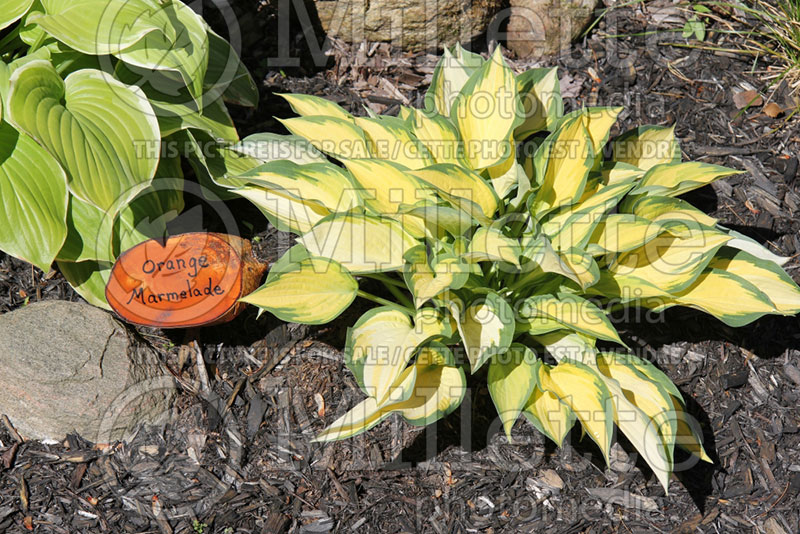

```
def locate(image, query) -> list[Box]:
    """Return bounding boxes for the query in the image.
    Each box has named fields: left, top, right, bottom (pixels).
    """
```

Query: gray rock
left=0, top=301, right=175, bottom=442
left=314, top=0, right=503, bottom=51
left=507, top=0, right=599, bottom=59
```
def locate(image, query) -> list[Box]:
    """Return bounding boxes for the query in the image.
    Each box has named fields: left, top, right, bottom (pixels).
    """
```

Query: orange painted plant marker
left=106, top=233, right=267, bottom=328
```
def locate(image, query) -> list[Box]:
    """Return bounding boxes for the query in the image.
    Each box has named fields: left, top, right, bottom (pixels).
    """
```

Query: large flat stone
left=0, top=301, right=175, bottom=442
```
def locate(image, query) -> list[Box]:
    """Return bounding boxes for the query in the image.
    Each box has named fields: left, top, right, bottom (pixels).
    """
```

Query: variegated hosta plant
left=230, top=46, right=800, bottom=490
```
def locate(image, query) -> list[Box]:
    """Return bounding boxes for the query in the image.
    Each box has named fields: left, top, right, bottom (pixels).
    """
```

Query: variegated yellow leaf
left=451, top=47, right=519, bottom=170
left=669, top=268, right=778, bottom=326
left=232, top=186, right=330, bottom=235
left=300, top=213, right=418, bottom=273
left=465, top=227, right=521, bottom=267
left=531, top=112, right=593, bottom=213
left=627, top=195, right=718, bottom=228
left=596, top=353, right=676, bottom=462
left=354, top=116, right=434, bottom=169
left=312, top=365, right=418, bottom=442
left=280, top=115, right=370, bottom=159
left=241, top=258, right=357, bottom=324
left=601, top=375, right=672, bottom=492
left=239, top=160, right=360, bottom=213
left=523, top=384, right=575, bottom=447
left=451, top=292, right=515, bottom=372
left=539, top=361, right=614, bottom=463
left=671, top=396, right=713, bottom=463
left=709, top=249, right=800, bottom=313
left=514, top=67, right=562, bottom=140
left=410, top=110, right=463, bottom=165
left=343, top=158, right=433, bottom=215
left=521, top=294, right=623, bottom=345
left=612, top=124, right=680, bottom=170
left=393, top=344, right=467, bottom=426
left=488, top=344, right=538, bottom=439
left=425, top=47, right=477, bottom=116
left=610, top=231, right=732, bottom=292
left=633, top=162, right=742, bottom=197
left=587, top=214, right=676, bottom=255
left=345, top=307, right=447, bottom=404
left=413, top=164, right=499, bottom=219
left=278, top=93, right=353, bottom=120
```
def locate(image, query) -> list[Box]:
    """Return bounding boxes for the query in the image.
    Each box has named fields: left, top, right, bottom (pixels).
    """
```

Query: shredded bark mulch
left=2, top=2, right=800, bottom=532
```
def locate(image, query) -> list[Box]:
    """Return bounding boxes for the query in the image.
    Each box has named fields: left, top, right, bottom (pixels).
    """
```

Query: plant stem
left=357, top=289, right=413, bottom=315
left=384, top=283, right=414, bottom=309
left=362, top=273, right=406, bottom=289
left=27, top=31, right=47, bottom=54
left=0, top=26, right=22, bottom=55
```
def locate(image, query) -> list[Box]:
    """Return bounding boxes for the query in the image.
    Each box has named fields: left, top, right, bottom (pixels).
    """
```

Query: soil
left=2, top=1, right=800, bottom=533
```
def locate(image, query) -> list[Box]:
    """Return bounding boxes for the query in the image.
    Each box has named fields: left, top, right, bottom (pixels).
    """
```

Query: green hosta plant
left=0, top=0, right=257, bottom=307
left=229, top=46, right=800, bottom=490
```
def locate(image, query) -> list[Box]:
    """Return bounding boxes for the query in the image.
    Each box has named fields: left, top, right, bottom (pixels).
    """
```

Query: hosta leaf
left=632, top=162, right=742, bottom=197
left=425, top=47, right=478, bottom=116
left=0, top=0, right=34, bottom=30
left=312, top=365, right=418, bottom=442
left=343, top=158, right=431, bottom=215
left=403, top=246, right=469, bottom=308
left=300, top=212, right=418, bottom=273
left=452, top=292, right=515, bottom=372
left=724, top=229, right=791, bottom=266
left=278, top=93, right=352, bottom=120
left=450, top=47, right=519, bottom=170
left=113, top=0, right=209, bottom=109
left=57, top=259, right=112, bottom=310
left=671, top=396, right=712, bottom=462
left=234, top=187, right=329, bottom=235
left=413, top=164, right=499, bottom=219
left=488, top=344, right=538, bottom=439
left=410, top=109, right=462, bottom=165
left=538, top=360, right=614, bottom=463
left=345, top=307, right=447, bottom=402
left=205, top=29, right=258, bottom=108
left=0, top=122, right=68, bottom=272
left=240, top=257, right=357, bottom=325
left=280, top=115, right=370, bottom=159
left=239, top=160, right=360, bottom=214
left=610, top=230, right=732, bottom=292
left=487, top=150, right=526, bottom=200
left=523, top=383, right=575, bottom=447
left=33, top=0, right=171, bottom=55
left=8, top=61, right=159, bottom=212
left=587, top=214, right=678, bottom=256
left=596, top=353, right=676, bottom=464
left=521, top=294, right=623, bottom=346
left=115, top=171, right=183, bottom=255
left=465, top=227, right=521, bottom=267
left=231, top=133, right=326, bottom=165
left=114, top=63, right=237, bottom=143
left=668, top=268, right=778, bottom=326
left=520, top=235, right=581, bottom=287
left=612, top=125, right=681, bottom=170
left=533, top=330, right=596, bottom=364
left=394, top=343, right=466, bottom=426
left=544, top=181, right=634, bottom=250
left=626, top=195, right=718, bottom=228
left=57, top=196, right=115, bottom=263
left=514, top=67, right=562, bottom=140
left=531, top=112, right=594, bottom=214
left=601, top=375, right=672, bottom=491
left=354, top=117, right=434, bottom=169
left=709, top=249, right=800, bottom=313
left=559, top=248, right=600, bottom=289
left=601, top=161, right=645, bottom=186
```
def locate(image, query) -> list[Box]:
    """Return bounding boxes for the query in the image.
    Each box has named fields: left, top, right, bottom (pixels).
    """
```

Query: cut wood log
left=106, top=233, right=267, bottom=328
